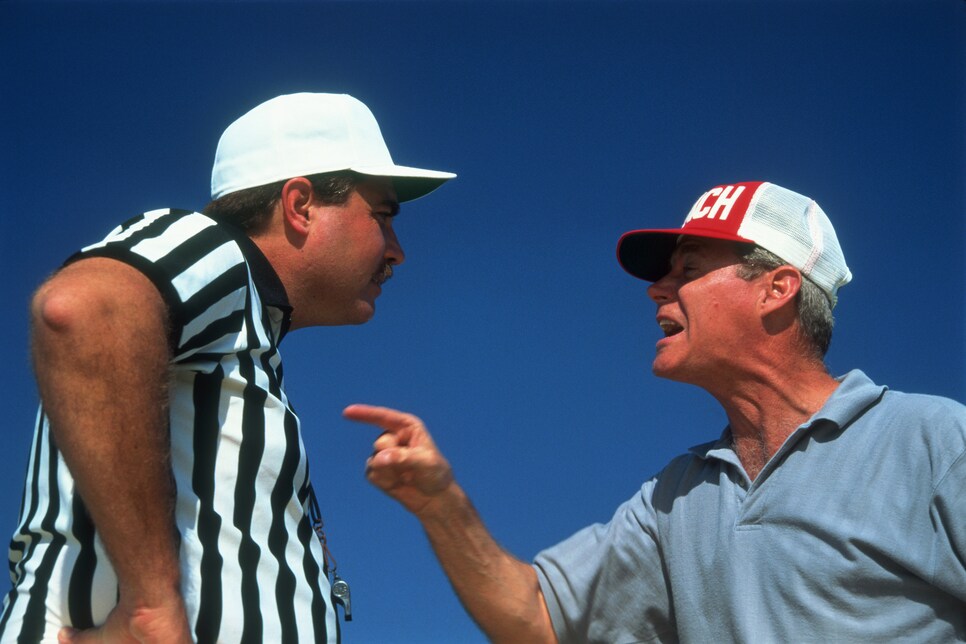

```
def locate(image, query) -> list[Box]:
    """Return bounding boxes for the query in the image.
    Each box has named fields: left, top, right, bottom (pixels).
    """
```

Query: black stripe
left=263, top=343, right=311, bottom=634
left=269, top=407, right=299, bottom=643
left=177, top=309, right=247, bottom=359
left=235, top=326, right=266, bottom=644
left=5, top=540, right=24, bottom=581
left=179, top=263, right=249, bottom=329
left=19, top=426, right=68, bottom=642
left=111, top=209, right=195, bottom=236
left=298, top=468, right=330, bottom=642
left=0, top=412, right=47, bottom=637
left=193, top=367, right=225, bottom=644
left=67, top=496, right=97, bottom=628
left=152, top=224, right=237, bottom=285
left=259, top=344, right=283, bottom=398
left=64, top=210, right=183, bottom=267
left=233, top=234, right=291, bottom=313
left=281, top=370, right=332, bottom=641
left=261, top=343, right=329, bottom=643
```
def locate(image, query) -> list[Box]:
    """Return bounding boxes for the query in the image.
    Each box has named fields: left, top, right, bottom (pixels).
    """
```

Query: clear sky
left=2, top=1, right=964, bottom=641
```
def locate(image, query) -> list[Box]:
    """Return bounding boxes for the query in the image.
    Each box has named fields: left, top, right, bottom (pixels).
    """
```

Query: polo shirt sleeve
left=68, top=209, right=251, bottom=365
left=533, top=476, right=676, bottom=644
left=925, top=397, right=966, bottom=600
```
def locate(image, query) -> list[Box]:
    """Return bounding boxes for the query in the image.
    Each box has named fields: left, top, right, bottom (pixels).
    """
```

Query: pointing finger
left=344, top=405, right=434, bottom=451
left=343, top=404, right=419, bottom=431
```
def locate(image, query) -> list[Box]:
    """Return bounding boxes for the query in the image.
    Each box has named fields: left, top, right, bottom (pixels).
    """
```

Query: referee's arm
left=31, top=257, right=192, bottom=643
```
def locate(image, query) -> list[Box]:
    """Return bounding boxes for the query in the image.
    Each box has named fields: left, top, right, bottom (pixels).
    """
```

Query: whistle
left=332, top=576, right=352, bottom=621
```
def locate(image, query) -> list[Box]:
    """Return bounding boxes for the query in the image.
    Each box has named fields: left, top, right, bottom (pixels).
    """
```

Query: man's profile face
left=645, top=237, right=761, bottom=386
left=291, top=178, right=403, bottom=328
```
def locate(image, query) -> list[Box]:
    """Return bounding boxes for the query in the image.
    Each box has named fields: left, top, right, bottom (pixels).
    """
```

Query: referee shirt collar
left=226, top=225, right=293, bottom=341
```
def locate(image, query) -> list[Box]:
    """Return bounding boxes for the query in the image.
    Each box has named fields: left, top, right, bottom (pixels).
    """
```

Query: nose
left=647, top=272, right=674, bottom=303
left=385, top=225, right=405, bottom=266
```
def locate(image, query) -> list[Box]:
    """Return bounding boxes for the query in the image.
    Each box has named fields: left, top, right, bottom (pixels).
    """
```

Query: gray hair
left=735, top=244, right=834, bottom=359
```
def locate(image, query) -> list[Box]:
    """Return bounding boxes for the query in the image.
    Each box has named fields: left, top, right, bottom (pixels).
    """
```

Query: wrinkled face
left=295, top=178, right=404, bottom=327
left=645, top=237, right=762, bottom=386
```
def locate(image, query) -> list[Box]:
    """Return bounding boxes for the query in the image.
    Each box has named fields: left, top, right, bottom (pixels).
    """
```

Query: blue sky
left=2, top=1, right=964, bottom=641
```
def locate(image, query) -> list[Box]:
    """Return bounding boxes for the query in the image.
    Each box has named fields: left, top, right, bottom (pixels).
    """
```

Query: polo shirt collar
left=690, top=370, right=888, bottom=463
left=811, top=369, right=888, bottom=429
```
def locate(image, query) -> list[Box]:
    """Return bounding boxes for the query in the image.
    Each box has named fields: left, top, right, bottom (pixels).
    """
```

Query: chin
left=651, top=358, right=689, bottom=383
left=349, top=302, right=376, bottom=325
left=651, top=352, right=675, bottom=377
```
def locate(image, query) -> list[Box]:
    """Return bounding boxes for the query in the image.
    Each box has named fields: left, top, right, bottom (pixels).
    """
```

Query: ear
left=760, top=266, right=802, bottom=316
left=279, top=177, right=315, bottom=238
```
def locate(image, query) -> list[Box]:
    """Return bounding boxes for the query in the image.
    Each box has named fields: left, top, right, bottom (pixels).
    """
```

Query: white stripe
left=79, top=209, right=174, bottom=253
left=802, top=201, right=824, bottom=276
left=170, top=241, right=245, bottom=303
left=129, top=215, right=217, bottom=263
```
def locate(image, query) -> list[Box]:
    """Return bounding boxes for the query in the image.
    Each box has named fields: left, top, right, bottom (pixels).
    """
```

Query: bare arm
left=343, top=405, right=556, bottom=644
left=32, top=258, right=191, bottom=643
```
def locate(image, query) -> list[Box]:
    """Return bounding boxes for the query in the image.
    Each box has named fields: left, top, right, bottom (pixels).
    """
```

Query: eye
left=372, top=210, right=393, bottom=223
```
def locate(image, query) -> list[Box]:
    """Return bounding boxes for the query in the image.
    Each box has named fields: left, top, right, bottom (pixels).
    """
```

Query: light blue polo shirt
left=534, top=370, right=966, bottom=643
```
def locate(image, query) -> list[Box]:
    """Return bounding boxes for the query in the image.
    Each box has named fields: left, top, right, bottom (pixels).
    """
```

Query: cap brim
left=617, top=227, right=755, bottom=281
left=352, top=164, right=456, bottom=202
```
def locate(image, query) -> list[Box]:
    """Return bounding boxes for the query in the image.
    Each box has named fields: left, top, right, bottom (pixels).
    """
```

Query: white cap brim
left=351, top=164, right=456, bottom=202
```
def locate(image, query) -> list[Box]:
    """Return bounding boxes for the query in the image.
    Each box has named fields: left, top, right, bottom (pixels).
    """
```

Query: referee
left=0, top=93, right=454, bottom=643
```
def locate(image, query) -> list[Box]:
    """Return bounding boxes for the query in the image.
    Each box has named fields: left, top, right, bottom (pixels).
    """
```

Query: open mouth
left=658, top=320, right=684, bottom=338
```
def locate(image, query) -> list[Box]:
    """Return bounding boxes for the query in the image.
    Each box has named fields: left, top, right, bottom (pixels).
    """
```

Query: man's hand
left=58, top=594, right=192, bottom=643
left=343, top=404, right=557, bottom=643
left=343, top=404, right=454, bottom=517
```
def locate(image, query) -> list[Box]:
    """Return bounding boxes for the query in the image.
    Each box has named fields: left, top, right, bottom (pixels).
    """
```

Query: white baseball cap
left=211, top=92, right=456, bottom=202
left=617, top=181, right=852, bottom=307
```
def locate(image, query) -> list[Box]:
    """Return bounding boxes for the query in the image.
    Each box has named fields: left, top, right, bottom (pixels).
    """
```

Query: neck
left=708, top=363, right=839, bottom=481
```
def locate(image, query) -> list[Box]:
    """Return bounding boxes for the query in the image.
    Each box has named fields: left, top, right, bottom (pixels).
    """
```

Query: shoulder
left=881, top=387, right=966, bottom=441
left=72, top=209, right=251, bottom=297
left=641, top=449, right=734, bottom=518
left=77, top=209, right=244, bottom=266
left=880, top=389, right=966, bottom=418
left=831, top=370, right=965, bottom=439
left=55, top=210, right=255, bottom=340
left=32, top=256, right=169, bottom=354
left=870, top=388, right=966, bottom=446
left=855, top=386, right=966, bottom=489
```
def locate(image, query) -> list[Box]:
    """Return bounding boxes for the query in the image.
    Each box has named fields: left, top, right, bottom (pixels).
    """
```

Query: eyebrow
left=378, top=199, right=401, bottom=217
left=669, top=241, right=704, bottom=262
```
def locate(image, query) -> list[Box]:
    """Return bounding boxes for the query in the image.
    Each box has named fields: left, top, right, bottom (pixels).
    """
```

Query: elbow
left=31, top=282, right=87, bottom=337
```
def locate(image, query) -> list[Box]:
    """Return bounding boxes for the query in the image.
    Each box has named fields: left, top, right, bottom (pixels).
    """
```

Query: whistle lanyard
left=307, top=484, right=352, bottom=621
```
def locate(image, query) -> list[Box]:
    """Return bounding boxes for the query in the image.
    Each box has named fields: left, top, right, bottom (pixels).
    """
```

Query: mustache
left=373, top=263, right=394, bottom=286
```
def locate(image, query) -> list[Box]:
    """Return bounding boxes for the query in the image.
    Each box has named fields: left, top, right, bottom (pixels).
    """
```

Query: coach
left=347, top=181, right=966, bottom=642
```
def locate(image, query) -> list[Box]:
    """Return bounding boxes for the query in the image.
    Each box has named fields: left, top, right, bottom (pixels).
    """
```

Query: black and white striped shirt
left=1, top=209, right=339, bottom=643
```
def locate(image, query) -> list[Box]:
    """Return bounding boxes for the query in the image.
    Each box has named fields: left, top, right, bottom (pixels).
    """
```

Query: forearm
left=417, top=485, right=556, bottom=644
left=44, top=379, right=183, bottom=601
left=345, top=404, right=556, bottom=641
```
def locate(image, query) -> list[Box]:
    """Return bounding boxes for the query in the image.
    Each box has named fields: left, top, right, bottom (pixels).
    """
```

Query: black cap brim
left=616, top=230, right=682, bottom=282
left=617, top=227, right=756, bottom=282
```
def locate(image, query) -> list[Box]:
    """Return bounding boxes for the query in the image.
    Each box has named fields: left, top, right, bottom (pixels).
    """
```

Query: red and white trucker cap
left=617, top=181, right=852, bottom=307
